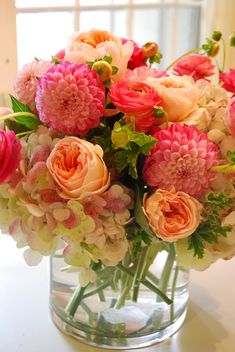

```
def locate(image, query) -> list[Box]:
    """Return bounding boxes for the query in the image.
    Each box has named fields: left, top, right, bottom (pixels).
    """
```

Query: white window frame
left=1, top=0, right=204, bottom=105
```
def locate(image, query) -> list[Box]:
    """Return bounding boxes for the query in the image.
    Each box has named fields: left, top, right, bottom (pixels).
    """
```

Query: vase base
left=50, top=303, right=187, bottom=350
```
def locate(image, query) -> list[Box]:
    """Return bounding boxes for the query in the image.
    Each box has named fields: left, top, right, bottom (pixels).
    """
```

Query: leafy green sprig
left=188, top=191, right=234, bottom=258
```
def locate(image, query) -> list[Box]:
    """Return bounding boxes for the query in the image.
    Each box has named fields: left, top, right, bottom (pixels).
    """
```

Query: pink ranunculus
left=0, top=131, right=21, bottom=184
left=121, top=38, right=146, bottom=70
left=54, top=49, right=65, bottom=60
left=145, top=75, right=199, bottom=122
left=173, top=54, right=215, bottom=81
left=125, top=66, right=167, bottom=81
left=143, top=188, right=202, bottom=242
left=220, top=69, right=235, bottom=95
left=46, top=136, right=110, bottom=200
left=109, top=79, right=162, bottom=132
left=224, top=97, right=235, bottom=136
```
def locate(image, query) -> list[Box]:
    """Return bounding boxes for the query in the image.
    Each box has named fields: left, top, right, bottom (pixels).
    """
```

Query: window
left=15, top=0, right=203, bottom=69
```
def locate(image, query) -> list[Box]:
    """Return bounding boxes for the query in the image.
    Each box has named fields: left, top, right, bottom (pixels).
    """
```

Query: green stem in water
left=132, top=246, right=149, bottom=302
left=117, top=263, right=172, bottom=305
left=0, top=111, right=38, bottom=122
left=115, top=277, right=133, bottom=309
left=65, top=285, right=87, bottom=318
left=146, top=270, right=159, bottom=285
left=158, top=244, right=176, bottom=298
left=166, top=47, right=203, bottom=71
left=83, top=281, right=111, bottom=300
left=170, top=266, right=179, bottom=322
left=221, top=37, right=226, bottom=72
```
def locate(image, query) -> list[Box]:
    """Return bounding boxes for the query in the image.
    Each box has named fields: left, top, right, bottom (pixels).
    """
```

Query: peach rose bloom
left=65, top=29, right=133, bottom=81
left=143, top=188, right=202, bottom=242
left=145, top=75, right=198, bottom=122
left=47, top=137, right=110, bottom=200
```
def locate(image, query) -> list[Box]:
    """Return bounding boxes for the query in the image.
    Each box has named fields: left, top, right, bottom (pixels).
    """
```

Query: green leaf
left=134, top=187, right=154, bottom=238
left=188, top=235, right=204, bottom=259
left=103, top=55, right=112, bottom=64
left=111, top=121, right=157, bottom=178
left=10, top=95, right=31, bottom=113
left=188, top=191, right=234, bottom=258
left=111, top=66, right=118, bottom=75
left=226, top=150, right=235, bottom=163
left=15, top=115, right=41, bottom=130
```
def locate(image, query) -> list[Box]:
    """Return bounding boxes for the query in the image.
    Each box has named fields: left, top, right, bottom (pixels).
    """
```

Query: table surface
left=0, top=235, right=235, bottom=352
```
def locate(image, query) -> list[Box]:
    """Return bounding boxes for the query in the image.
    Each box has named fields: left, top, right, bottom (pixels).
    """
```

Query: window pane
left=112, top=10, right=128, bottom=38
left=80, top=11, right=111, bottom=32
left=133, top=0, right=161, bottom=3
left=132, top=9, right=161, bottom=45
left=17, top=12, right=74, bottom=68
left=80, top=0, right=127, bottom=4
left=15, top=0, right=75, bottom=7
left=175, top=6, right=201, bottom=57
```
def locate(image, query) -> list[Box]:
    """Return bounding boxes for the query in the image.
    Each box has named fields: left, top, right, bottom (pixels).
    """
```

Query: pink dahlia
left=14, top=60, right=54, bottom=111
left=109, top=79, right=162, bottom=132
left=35, top=62, right=105, bottom=136
left=143, top=124, right=219, bottom=198
left=220, top=69, right=235, bottom=95
left=173, top=54, right=215, bottom=81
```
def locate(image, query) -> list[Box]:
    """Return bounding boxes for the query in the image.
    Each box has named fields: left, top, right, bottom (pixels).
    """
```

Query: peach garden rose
left=46, top=136, right=110, bottom=200
left=145, top=75, right=198, bottom=122
left=65, top=29, right=134, bottom=82
left=143, top=188, right=202, bottom=242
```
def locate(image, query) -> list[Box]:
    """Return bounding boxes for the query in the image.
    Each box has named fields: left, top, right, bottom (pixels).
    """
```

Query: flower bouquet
left=1, top=29, right=235, bottom=349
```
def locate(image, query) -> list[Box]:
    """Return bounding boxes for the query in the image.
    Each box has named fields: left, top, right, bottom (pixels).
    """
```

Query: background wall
left=205, top=0, right=235, bottom=70
left=0, top=0, right=17, bottom=106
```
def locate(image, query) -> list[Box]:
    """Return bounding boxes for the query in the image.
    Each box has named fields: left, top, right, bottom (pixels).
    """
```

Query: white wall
left=205, top=0, right=235, bottom=70
left=0, top=0, right=17, bottom=106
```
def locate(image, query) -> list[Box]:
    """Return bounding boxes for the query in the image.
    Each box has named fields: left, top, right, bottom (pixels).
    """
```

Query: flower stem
left=221, top=37, right=226, bottom=72
left=16, top=130, right=34, bottom=138
left=0, top=111, right=38, bottom=122
left=115, top=277, right=133, bottom=309
left=158, top=244, right=175, bottom=298
left=65, top=285, right=87, bottom=318
left=83, top=281, right=111, bottom=299
left=170, top=266, right=179, bottom=322
left=117, top=263, right=172, bottom=305
left=132, top=246, right=149, bottom=302
left=166, top=47, right=203, bottom=71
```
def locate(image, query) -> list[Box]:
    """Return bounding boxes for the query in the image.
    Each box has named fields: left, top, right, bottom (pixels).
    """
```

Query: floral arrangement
left=1, top=29, right=235, bottom=314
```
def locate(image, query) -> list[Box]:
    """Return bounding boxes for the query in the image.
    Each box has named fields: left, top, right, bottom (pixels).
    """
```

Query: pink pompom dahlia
left=35, top=62, right=105, bottom=136
left=173, top=54, right=215, bottom=81
left=14, top=60, right=54, bottom=111
left=143, top=124, right=219, bottom=198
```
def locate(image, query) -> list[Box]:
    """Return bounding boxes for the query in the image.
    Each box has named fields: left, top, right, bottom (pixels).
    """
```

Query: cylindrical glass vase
left=50, top=247, right=189, bottom=349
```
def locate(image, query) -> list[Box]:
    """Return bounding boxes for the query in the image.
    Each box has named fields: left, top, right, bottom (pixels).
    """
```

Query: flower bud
left=111, top=129, right=129, bottom=148
left=141, top=42, right=158, bottom=58
left=229, top=32, right=235, bottom=47
left=209, top=43, right=220, bottom=57
left=153, top=106, right=166, bottom=118
left=92, top=60, right=112, bottom=81
left=212, top=31, right=222, bottom=42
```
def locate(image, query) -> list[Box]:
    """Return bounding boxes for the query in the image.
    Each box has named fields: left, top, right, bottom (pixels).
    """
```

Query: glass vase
left=50, top=244, right=189, bottom=349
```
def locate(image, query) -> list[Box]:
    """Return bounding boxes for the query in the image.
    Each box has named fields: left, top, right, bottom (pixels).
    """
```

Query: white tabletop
left=0, top=235, right=235, bottom=352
